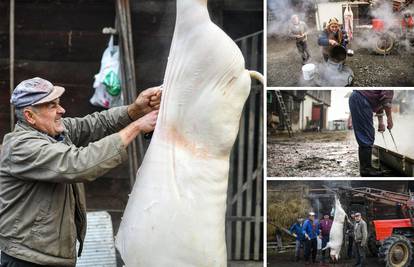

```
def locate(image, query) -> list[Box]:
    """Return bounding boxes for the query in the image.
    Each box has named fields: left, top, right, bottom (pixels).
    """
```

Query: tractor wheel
left=378, top=235, right=413, bottom=267
left=368, top=234, right=379, bottom=257
left=373, top=32, right=396, bottom=55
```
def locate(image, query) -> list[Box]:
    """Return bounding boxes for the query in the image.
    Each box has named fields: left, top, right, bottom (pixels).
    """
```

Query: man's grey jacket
left=354, top=219, right=368, bottom=246
left=0, top=106, right=131, bottom=266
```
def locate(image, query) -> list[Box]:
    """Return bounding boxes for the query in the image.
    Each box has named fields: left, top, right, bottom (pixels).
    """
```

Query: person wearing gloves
left=302, top=212, right=320, bottom=265
left=318, top=17, right=349, bottom=62
left=289, top=218, right=305, bottom=262
left=349, top=90, right=394, bottom=177
left=0, top=77, right=161, bottom=267
left=353, top=213, right=368, bottom=267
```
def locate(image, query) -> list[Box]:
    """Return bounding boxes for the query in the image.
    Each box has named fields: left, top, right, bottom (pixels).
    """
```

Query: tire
left=368, top=234, right=378, bottom=257
left=378, top=235, right=413, bottom=267
left=373, top=32, right=396, bottom=55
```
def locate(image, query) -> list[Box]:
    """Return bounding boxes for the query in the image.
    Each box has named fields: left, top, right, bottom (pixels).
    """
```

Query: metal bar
left=234, top=110, right=245, bottom=260
left=226, top=151, right=235, bottom=259
left=254, top=88, right=263, bottom=260
left=234, top=30, right=264, bottom=43
left=243, top=92, right=256, bottom=260
left=9, top=0, right=15, bottom=131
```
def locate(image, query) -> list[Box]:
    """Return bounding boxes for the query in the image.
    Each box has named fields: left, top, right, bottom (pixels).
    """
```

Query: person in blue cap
left=0, top=77, right=161, bottom=267
left=302, top=212, right=320, bottom=265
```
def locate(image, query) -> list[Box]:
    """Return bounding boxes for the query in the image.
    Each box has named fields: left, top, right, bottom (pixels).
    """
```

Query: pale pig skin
left=115, top=0, right=251, bottom=266
left=323, top=197, right=346, bottom=261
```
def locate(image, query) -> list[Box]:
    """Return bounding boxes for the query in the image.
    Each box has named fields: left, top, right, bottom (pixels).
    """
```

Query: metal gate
left=226, top=31, right=264, bottom=261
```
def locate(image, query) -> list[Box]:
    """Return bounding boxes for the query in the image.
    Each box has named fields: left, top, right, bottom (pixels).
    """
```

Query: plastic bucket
left=302, top=63, right=316, bottom=80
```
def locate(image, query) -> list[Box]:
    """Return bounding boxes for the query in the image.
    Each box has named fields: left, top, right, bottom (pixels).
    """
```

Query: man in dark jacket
left=349, top=90, right=394, bottom=176
left=289, top=218, right=305, bottom=261
left=302, top=212, right=320, bottom=264
left=319, top=214, right=333, bottom=262
left=346, top=213, right=356, bottom=258
left=318, top=17, right=349, bottom=62
left=0, top=77, right=160, bottom=267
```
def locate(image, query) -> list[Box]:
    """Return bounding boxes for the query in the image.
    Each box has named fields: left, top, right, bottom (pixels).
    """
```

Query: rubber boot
left=358, top=147, right=383, bottom=177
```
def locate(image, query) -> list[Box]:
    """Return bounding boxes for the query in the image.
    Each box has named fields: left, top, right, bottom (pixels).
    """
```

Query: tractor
left=371, top=0, right=414, bottom=54
left=340, top=187, right=414, bottom=267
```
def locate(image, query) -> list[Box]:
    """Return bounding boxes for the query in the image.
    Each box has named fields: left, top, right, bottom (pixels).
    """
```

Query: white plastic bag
left=90, top=36, right=123, bottom=108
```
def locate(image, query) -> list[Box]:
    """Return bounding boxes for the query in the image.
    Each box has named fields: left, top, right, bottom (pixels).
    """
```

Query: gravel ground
left=267, top=131, right=360, bottom=177
left=267, top=31, right=414, bottom=87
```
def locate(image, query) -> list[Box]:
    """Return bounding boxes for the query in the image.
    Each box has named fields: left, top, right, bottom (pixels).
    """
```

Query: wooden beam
left=9, top=0, right=15, bottom=131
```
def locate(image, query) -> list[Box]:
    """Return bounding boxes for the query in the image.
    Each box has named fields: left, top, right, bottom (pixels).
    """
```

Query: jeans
left=295, top=239, right=304, bottom=260
left=321, top=235, right=330, bottom=261
left=304, top=238, right=318, bottom=263
left=349, top=91, right=375, bottom=148
left=354, top=242, right=366, bottom=267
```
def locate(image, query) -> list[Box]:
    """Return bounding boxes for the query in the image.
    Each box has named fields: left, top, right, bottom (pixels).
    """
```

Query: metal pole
left=9, top=0, right=15, bottom=131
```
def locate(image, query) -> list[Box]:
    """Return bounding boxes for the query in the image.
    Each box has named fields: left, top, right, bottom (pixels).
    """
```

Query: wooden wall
left=0, top=0, right=263, bottom=255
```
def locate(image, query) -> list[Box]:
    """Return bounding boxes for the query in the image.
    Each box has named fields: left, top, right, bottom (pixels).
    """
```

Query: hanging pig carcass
left=115, top=0, right=261, bottom=266
left=324, top=196, right=347, bottom=261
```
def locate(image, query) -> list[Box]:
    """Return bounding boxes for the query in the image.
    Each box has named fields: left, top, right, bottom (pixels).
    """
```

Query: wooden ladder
left=274, top=90, right=293, bottom=137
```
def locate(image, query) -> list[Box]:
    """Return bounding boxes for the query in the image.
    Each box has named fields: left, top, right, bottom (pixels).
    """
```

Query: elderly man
left=318, top=17, right=349, bottom=62
left=353, top=213, right=368, bottom=267
left=0, top=77, right=160, bottom=267
left=302, top=212, right=319, bottom=265
left=349, top=90, right=394, bottom=177
left=288, top=14, right=311, bottom=64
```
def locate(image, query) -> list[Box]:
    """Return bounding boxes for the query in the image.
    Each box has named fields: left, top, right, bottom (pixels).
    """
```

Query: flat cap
left=10, top=77, right=65, bottom=108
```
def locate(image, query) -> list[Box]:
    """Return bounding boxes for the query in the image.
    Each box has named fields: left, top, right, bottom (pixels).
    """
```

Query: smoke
left=374, top=91, right=414, bottom=158
left=267, top=0, right=317, bottom=37
left=353, top=1, right=399, bottom=51
left=299, top=61, right=354, bottom=87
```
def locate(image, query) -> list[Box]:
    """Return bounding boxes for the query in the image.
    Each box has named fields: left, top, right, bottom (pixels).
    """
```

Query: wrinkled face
left=329, top=24, right=339, bottom=33
left=291, top=15, right=299, bottom=25
left=355, top=215, right=361, bottom=222
left=28, top=98, right=66, bottom=136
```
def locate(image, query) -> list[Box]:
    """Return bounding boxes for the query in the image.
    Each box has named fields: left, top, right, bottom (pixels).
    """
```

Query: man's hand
left=387, top=116, right=393, bottom=130
left=378, top=121, right=386, bottom=132
left=305, top=233, right=310, bottom=240
left=329, top=39, right=338, bottom=46
left=293, top=233, right=297, bottom=238
left=119, top=110, right=159, bottom=146
left=128, top=86, right=162, bottom=120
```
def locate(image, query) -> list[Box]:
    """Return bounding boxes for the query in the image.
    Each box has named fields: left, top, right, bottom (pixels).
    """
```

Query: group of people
left=289, top=211, right=367, bottom=266
left=288, top=15, right=349, bottom=65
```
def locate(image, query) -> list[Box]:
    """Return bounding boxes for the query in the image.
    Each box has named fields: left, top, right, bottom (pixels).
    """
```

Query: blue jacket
left=318, top=28, right=348, bottom=48
left=302, top=219, right=320, bottom=240
left=289, top=222, right=305, bottom=241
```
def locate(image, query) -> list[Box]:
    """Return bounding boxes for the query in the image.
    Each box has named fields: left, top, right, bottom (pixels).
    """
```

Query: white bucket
left=302, top=63, right=316, bottom=81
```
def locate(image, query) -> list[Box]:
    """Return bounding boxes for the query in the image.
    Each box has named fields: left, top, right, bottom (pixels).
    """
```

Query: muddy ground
left=267, top=249, right=391, bottom=267
left=267, top=131, right=360, bottom=177
left=267, top=31, right=414, bottom=87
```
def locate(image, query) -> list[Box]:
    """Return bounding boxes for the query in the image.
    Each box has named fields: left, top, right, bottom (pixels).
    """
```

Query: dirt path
left=267, top=250, right=389, bottom=267
left=267, top=31, right=414, bottom=87
left=267, top=131, right=360, bottom=177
